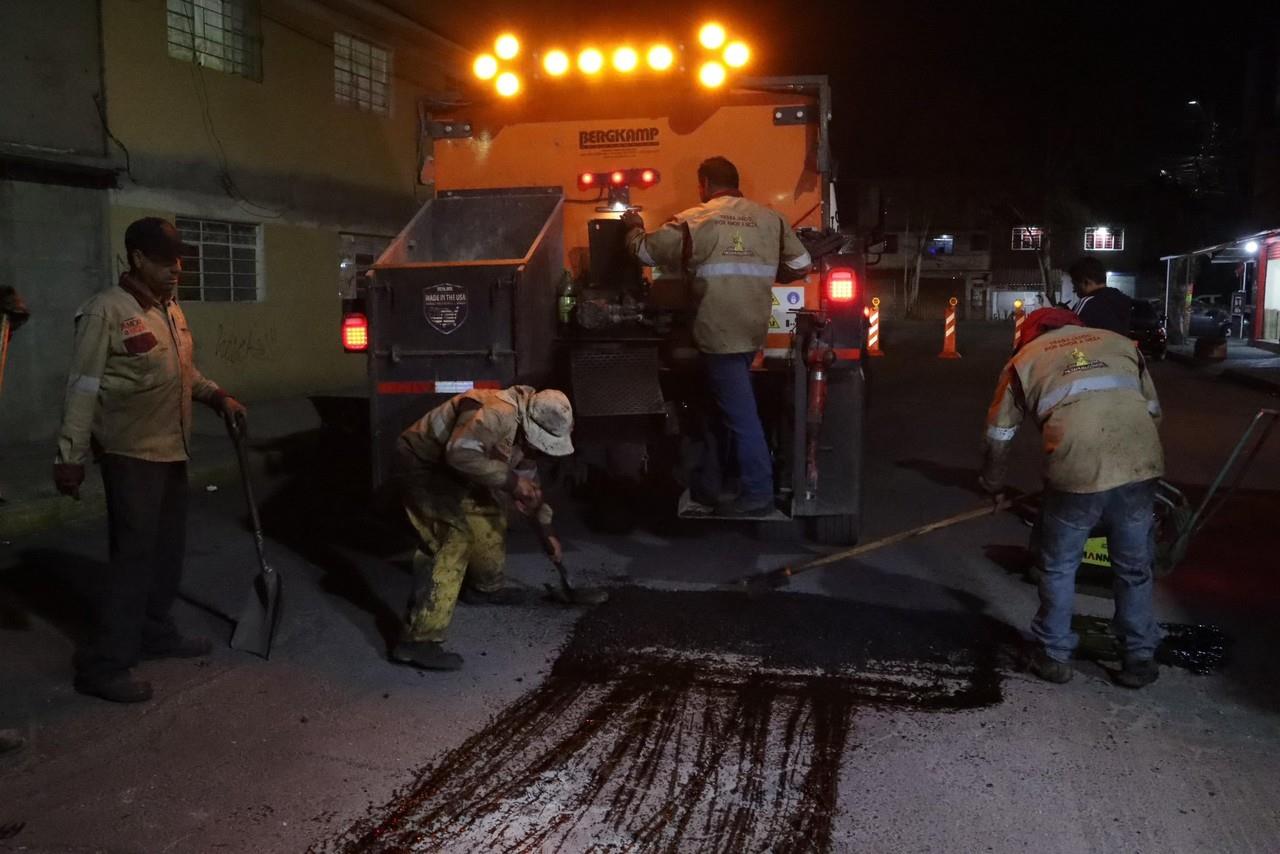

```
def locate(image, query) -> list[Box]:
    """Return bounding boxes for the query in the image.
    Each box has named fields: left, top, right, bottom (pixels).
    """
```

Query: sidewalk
left=0, top=396, right=337, bottom=541
left=1166, top=339, right=1280, bottom=396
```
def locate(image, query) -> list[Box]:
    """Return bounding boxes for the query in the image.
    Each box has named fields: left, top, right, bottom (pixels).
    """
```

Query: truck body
left=347, top=75, right=867, bottom=543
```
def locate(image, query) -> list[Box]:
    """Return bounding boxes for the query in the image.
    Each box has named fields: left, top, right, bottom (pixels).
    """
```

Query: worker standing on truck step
left=390, top=385, right=575, bottom=671
left=621, top=156, right=811, bottom=516
left=978, top=307, right=1165, bottom=689
left=53, top=217, right=247, bottom=704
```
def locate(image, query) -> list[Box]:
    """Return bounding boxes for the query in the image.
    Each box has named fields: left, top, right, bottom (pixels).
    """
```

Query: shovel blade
left=230, top=569, right=282, bottom=659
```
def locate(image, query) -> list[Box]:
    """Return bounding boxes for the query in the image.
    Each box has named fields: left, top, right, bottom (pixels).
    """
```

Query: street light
left=1245, top=240, right=1260, bottom=254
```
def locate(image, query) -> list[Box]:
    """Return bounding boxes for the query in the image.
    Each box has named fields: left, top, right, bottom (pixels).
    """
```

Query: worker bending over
left=391, top=385, right=577, bottom=671
left=980, top=308, right=1165, bottom=688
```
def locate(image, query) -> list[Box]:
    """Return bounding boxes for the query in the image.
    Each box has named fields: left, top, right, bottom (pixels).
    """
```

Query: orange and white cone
left=938, top=297, right=962, bottom=359
left=866, top=297, right=884, bottom=357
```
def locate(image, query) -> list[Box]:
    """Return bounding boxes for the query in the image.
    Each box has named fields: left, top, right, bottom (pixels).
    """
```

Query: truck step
left=677, top=490, right=792, bottom=522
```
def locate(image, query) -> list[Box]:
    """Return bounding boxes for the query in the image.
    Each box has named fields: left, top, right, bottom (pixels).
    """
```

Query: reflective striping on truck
left=377, top=380, right=502, bottom=395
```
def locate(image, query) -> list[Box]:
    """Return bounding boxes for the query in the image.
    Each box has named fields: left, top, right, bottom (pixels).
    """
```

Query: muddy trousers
left=75, top=455, right=188, bottom=681
left=402, top=497, right=508, bottom=643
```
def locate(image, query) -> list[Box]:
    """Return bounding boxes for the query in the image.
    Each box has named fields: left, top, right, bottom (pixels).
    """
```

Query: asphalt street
left=1, top=321, right=1278, bottom=853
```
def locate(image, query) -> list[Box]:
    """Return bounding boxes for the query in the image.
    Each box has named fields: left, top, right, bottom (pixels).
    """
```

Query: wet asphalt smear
left=318, top=588, right=1012, bottom=854
left=1071, top=615, right=1232, bottom=674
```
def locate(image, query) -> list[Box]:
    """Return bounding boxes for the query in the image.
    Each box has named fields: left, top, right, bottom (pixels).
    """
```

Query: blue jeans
left=694, top=352, right=774, bottom=504
left=1034, top=479, right=1162, bottom=662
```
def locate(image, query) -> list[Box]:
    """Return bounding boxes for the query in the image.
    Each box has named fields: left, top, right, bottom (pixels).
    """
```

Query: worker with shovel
left=391, top=385, right=604, bottom=672
left=53, top=218, right=247, bottom=703
left=979, top=307, right=1164, bottom=688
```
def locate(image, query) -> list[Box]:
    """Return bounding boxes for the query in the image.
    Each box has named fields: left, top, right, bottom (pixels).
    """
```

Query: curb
left=1164, top=350, right=1280, bottom=396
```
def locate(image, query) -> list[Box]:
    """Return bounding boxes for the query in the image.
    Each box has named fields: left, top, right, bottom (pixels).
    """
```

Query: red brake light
left=342, top=313, right=369, bottom=352
left=826, top=269, right=857, bottom=302
left=610, top=170, right=626, bottom=185
left=639, top=169, right=656, bottom=185
left=578, top=172, right=596, bottom=190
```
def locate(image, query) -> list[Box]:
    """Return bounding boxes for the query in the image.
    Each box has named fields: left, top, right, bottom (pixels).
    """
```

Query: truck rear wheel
left=808, top=514, right=859, bottom=546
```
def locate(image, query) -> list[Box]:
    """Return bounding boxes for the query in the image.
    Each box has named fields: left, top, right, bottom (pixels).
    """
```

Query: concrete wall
left=0, top=0, right=109, bottom=444
left=0, top=182, right=110, bottom=443
left=0, top=0, right=105, bottom=156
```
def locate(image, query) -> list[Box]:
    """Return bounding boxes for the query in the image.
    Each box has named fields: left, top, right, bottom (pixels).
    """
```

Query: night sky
left=397, top=0, right=1269, bottom=239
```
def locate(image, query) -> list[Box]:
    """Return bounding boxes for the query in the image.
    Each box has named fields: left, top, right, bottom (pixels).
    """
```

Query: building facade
left=1, top=0, right=467, bottom=443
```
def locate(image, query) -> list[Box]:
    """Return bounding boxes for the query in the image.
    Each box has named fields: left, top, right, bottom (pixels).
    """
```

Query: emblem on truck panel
left=423, top=283, right=469, bottom=334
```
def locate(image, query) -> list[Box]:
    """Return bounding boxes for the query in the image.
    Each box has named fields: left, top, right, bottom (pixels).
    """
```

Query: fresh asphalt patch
left=317, top=587, right=1016, bottom=853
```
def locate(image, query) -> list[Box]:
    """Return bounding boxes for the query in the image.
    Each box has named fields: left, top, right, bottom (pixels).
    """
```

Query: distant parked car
left=1189, top=297, right=1231, bottom=338
left=1129, top=299, right=1167, bottom=360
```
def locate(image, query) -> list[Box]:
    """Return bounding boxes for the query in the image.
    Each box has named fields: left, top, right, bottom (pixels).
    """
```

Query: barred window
left=176, top=217, right=262, bottom=303
left=1084, top=226, right=1124, bottom=251
left=339, top=233, right=391, bottom=299
left=167, top=0, right=262, bottom=80
left=1011, top=227, right=1044, bottom=251
left=335, top=32, right=391, bottom=115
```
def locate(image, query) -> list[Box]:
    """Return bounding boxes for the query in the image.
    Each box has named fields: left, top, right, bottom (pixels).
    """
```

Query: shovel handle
left=226, top=418, right=270, bottom=573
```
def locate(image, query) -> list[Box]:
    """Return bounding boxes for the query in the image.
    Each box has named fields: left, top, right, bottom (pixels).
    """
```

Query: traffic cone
left=866, top=297, right=885, bottom=357
left=1012, top=302, right=1026, bottom=349
left=938, top=298, right=962, bottom=359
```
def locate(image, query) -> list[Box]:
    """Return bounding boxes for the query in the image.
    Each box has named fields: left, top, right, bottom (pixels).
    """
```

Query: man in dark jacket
left=1068, top=256, right=1131, bottom=336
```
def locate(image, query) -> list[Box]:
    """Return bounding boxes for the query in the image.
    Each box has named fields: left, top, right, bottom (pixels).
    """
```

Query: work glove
left=620, top=211, right=645, bottom=232
left=53, top=463, right=85, bottom=500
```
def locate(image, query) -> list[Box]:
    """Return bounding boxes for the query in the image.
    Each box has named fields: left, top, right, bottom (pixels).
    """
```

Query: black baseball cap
left=124, top=217, right=193, bottom=263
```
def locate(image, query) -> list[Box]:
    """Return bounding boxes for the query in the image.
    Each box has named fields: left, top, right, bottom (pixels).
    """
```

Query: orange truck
left=343, top=31, right=867, bottom=542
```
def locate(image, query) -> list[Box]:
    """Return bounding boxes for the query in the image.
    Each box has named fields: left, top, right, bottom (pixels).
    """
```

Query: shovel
left=531, top=519, right=608, bottom=606
left=734, top=493, right=1024, bottom=592
left=227, top=415, right=282, bottom=658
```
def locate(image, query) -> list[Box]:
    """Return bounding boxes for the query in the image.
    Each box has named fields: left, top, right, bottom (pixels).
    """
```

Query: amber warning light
left=342, top=313, right=369, bottom=352
left=826, top=269, right=857, bottom=303
left=577, top=168, right=661, bottom=191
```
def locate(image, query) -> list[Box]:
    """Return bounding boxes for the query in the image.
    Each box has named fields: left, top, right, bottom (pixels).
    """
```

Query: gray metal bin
left=367, top=187, right=565, bottom=486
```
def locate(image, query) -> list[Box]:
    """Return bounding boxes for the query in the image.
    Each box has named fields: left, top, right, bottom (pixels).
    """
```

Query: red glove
left=53, top=463, right=85, bottom=500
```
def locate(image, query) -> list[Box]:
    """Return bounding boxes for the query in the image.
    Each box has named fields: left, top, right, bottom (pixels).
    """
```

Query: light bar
left=576, top=168, right=662, bottom=191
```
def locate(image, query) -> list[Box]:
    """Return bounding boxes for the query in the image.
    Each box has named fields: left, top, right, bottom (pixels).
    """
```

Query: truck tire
left=809, top=514, right=859, bottom=546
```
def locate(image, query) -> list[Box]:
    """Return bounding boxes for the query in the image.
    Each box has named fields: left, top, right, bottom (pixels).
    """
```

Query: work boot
left=459, top=586, right=532, bottom=606
left=389, top=641, right=463, bottom=671
left=1028, top=649, right=1074, bottom=684
left=74, top=673, right=154, bottom=704
left=1112, top=658, right=1159, bottom=689
left=142, top=635, right=213, bottom=660
left=715, top=496, right=774, bottom=518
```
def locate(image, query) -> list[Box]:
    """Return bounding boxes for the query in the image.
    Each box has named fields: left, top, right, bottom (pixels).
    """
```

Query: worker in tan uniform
left=622, top=156, right=811, bottom=515
left=391, top=385, right=592, bottom=671
left=54, top=218, right=247, bottom=703
left=979, top=307, right=1164, bottom=688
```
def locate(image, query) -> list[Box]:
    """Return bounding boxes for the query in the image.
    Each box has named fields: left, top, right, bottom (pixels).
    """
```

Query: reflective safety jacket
left=398, top=385, right=553, bottom=526
left=56, top=275, right=227, bottom=465
left=625, top=191, right=811, bottom=354
left=982, top=325, right=1164, bottom=493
